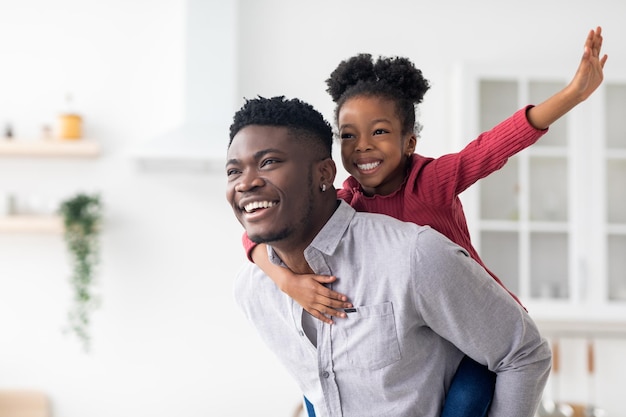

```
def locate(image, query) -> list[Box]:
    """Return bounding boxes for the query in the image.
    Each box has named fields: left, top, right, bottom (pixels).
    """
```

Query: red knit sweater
left=242, top=106, right=547, bottom=305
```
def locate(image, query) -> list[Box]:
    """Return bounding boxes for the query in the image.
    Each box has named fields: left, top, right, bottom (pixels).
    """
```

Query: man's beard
left=248, top=226, right=292, bottom=244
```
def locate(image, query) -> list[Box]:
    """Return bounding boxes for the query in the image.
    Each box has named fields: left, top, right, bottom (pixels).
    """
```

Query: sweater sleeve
left=410, top=106, right=547, bottom=206
left=337, top=180, right=355, bottom=204
left=242, top=232, right=257, bottom=263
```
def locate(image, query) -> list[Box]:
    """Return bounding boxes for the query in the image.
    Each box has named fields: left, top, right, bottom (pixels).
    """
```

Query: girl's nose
left=355, top=135, right=373, bottom=152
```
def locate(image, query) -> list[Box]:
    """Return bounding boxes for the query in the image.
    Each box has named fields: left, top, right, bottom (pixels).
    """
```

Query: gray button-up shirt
left=234, top=201, right=551, bottom=417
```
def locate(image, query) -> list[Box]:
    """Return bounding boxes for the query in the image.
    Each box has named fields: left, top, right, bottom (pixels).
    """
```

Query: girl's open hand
left=570, top=26, right=608, bottom=101
left=282, top=273, right=353, bottom=324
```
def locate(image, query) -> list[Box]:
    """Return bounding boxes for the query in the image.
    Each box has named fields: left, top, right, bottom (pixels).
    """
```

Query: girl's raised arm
left=527, top=26, right=607, bottom=130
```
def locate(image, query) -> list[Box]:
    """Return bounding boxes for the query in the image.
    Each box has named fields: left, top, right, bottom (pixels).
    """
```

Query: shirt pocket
left=340, top=301, right=401, bottom=370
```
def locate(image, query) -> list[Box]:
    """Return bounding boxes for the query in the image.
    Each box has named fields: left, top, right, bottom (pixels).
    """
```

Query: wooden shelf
left=0, top=215, right=63, bottom=233
left=0, top=139, right=100, bottom=157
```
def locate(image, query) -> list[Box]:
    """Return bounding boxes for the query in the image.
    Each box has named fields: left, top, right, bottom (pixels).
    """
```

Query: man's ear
left=317, top=157, right=337, bottom=188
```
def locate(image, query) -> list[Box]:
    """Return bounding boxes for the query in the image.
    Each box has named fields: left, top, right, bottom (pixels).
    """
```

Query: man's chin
left=248, top=233, right=276, bottom=244
left=248, top=228, right=290, bottom=244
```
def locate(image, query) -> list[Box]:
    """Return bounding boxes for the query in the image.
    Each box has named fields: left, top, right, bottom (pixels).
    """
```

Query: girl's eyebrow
left=340, top=118, right=392, bottom=130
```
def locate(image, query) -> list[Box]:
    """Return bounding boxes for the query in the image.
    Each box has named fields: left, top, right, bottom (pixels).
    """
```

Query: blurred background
left=0, top=0, right=625, bottom=416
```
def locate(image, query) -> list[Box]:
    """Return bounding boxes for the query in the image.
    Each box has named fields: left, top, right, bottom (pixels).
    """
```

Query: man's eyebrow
left=225, top=148, right=287, bottom=167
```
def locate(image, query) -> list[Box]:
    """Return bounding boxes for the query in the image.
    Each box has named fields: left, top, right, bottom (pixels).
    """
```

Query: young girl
left=244, top=27, right=607, bottom=417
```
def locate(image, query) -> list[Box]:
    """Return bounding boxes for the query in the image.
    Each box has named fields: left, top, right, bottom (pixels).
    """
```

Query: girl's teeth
left=358, top=161, right=380, bottom=171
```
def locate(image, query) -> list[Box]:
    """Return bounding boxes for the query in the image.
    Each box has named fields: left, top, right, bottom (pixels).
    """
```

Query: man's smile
left=242, top=200, right=278, bottom=213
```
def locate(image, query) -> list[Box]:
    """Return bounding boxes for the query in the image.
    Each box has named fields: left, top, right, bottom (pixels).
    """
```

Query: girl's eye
left=373, top=128, right=388, bottom=135
left=340, top=132, right=355, bottom=140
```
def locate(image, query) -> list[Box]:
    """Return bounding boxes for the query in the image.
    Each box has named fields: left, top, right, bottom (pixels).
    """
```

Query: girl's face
left=338, top=96, right=416, bottom=196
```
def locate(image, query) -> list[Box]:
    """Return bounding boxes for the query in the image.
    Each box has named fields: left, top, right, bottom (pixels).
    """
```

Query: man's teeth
left=357, top=161, right=381, bottom=171
left=244, top=201, right=277, bottom=213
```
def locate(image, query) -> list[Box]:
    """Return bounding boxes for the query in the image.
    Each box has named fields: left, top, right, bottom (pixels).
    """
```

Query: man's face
left=226, top=125, right=317, bottom=246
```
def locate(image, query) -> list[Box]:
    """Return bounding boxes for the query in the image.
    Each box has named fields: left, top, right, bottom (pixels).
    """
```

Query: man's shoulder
left=351, top=211, right=463, bottom=253
left=234, top=263, right=271, bottom=299
left=352, top=210, right=428, bottom=233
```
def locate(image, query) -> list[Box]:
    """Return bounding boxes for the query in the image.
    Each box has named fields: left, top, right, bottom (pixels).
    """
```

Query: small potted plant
left=58, top=192, right=103, bottom=352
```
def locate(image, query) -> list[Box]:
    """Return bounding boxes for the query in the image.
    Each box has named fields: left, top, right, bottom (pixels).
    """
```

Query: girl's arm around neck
left=250, top=243, right=353, bottom=324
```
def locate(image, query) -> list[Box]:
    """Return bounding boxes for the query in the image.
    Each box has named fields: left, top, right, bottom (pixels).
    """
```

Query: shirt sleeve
left=409, top=106, right=547, bottom=207
left=410, top=228, right=552, bottom=417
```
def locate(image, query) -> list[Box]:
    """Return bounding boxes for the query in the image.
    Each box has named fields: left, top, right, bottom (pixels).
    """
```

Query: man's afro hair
left=229, top=96, right=333, bottom=156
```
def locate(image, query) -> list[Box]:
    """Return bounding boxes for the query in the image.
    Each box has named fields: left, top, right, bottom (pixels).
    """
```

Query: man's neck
left=270, top=199, right=339, bottom=274
left=274, top=248, right=315, bottom=275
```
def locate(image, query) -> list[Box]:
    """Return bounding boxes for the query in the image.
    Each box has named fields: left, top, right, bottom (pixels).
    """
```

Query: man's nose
left=235, top=172, right=265, bottom=192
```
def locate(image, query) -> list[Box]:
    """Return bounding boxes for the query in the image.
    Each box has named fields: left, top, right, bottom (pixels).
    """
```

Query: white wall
left=0, top=0, right=299, bottom=416
left=0, top=1, right=625, bottom=416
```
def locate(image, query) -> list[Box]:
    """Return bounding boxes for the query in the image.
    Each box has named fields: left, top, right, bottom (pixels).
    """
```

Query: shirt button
left=299, top=331, right=305, bottom=337
left=322, top=371, right=329, bottom=378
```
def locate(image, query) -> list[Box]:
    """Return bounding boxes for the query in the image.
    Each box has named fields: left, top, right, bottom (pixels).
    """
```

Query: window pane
left=606, top=83, right=626, bottom=149
left=608, top=235, right=626, bottom=301
left=480, top=159, right=519, bottom=220
left=530, top=232, right=568, bottom=299
left=480, top=80, right=518, bottom=131
left=607, top=160, right=626, bottom=223
left=480, top=231, right=519, bottom=295
left=529, top=157, right=568, bottom=222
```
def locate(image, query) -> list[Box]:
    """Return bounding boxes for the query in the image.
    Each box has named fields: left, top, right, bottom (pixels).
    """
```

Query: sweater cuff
left=522, top=105, right=549, bottom=132
left=242, top=232, right=257, bottom=263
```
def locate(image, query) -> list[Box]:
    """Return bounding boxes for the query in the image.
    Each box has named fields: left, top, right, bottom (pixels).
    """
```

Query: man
left=225, top=96, right=551, bottom=417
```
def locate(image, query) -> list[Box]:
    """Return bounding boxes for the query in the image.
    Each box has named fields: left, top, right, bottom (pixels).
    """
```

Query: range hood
left=132, top=122, right=230, bottom=170
left=131, top=0, right=237, bottom=170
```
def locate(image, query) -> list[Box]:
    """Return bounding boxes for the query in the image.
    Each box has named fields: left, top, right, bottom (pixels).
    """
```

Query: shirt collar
left=308, top=200, right=355, bottom=256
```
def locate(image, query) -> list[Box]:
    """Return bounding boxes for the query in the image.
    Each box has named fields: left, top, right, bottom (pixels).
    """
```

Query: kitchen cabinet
left=455, top=65, right=626, bottom=327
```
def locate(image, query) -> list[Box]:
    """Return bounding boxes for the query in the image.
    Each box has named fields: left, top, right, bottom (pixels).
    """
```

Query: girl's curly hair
left=326, top=53, right=430, bottom=136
